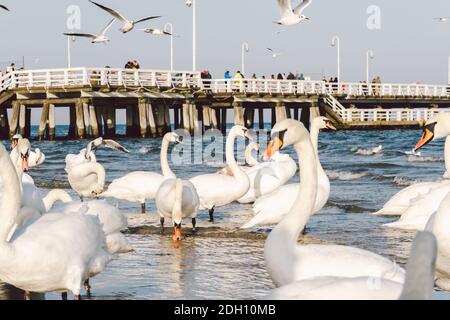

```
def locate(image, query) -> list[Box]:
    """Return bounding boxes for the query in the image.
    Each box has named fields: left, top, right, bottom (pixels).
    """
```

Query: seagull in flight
left=267, top=48, right=282, bottom=59
left=64, top=19, right=115, bottom=44
left=433, top=17, right=449, bottom=22
left=89, top=1, right=161, bottom=33
left=138, top=28, right=174, bottom=36
left=272, top=29, right=287, bottom=35
left=275, top=0, right=312, bottom=26
left=0, top=4, right=9, bottom=11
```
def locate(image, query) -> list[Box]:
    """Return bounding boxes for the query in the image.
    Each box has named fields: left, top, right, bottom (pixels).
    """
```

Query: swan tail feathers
left=43, top=189, right=73, bottom=212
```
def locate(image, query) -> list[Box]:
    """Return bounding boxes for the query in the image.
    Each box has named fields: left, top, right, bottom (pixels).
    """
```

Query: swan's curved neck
left=161, top=137, right=176, bottom=178
left=245, top=145, right=259, bottom=167
left=445, top=136, right=450, bottom=177
left=265, top=133, right=318, bottom=285
left=0, top=150, right=22, bottom=242
left=226, top=132, right=246, bottom=179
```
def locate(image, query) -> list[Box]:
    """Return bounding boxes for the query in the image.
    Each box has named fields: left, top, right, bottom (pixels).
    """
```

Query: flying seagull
left=272, top=29, right=287, bottom=35
left=85, top=137, right=129, bottom=161
left=138, top=28, right=173, bottom=36
left=89, top=0, right=161, bottom=33
left=0, top=4, right=9, bottom=11
left=433, top=17, right=449, bottom=22
left=64, top=19, right=116, bottom=44
left=267, top=48, right=282, bottom=59
left=275, top=0, right=312, bottom=26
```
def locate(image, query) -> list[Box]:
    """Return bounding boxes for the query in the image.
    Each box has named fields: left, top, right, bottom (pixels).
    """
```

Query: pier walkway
left=1, top=67, right=449, bottom=139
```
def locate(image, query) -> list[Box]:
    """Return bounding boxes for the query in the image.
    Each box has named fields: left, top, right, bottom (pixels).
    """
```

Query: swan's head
left=229, top=125, right=253, bottom=140
left=415, top=113, right=450, bottom=151
left=165, top=132, right=183, bottom=144
left=90, top=183, right=104, bottom=198
left=312, top=116, right=337, bottom=131
left=265, top=119, right=308, bottom=158
left=173, top=222, right=182, bottom=242
left=16, top=138, right=31, bottom=172
left=299, top=15, right=310, bottom=21
left=11, top=134, right=22, bottom=150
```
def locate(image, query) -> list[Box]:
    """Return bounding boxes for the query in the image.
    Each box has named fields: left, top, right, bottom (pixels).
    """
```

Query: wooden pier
left=1, top=67, right=450, bottom=139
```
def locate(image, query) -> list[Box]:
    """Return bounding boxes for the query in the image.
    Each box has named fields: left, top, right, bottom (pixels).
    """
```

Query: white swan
left=266, top=231, right=437, bottom=300
left=156, top=179, right=200, bottom=241
left=0, top=142, right=111, bottom=300
left=218, top=142, right=260, bottom=175
left=68, top=162, right=106, bottom=200
left=264, top=119, right=405, bottom=287
left=190, top=126, right=252, bottom=222
left=101, top=132, right=180, bottom=213
left=54, top=200, right=133, bottom=254
left=9, top=136, right=45, bottom=169
left=425, top=192, right=450, bottom=291
left=375, top=116, right=450, bottom=217
left=385, top=114, right=450, bottom=230
left=237, top=150, right=297, bottom=204
left=243, top=116, right=335, bottom=229
left=65, top=137, right=129, bottom=173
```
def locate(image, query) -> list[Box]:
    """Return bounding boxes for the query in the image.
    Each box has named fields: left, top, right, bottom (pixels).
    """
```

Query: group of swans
left=261, top=119, right=437, bottom=299
left=0, top=142, right=112, bottom=299
left=376, top=114, right=450, bottom=231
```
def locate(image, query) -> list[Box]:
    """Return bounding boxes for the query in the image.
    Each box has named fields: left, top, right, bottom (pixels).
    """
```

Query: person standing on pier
left=224, top=71, right=232, bottom=79
left=7, top=63, right=16, bottom=88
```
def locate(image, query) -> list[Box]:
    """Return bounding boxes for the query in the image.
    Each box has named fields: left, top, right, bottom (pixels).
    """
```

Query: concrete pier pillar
left=68, top=105, right=76, bottom=138
left=95, top=105, right=104, bottom=137
left=294, top=106, right=300, bottom=121
left=271, top=107, right=276, bottom=128
left=173, top=105, right=180, bottom=130
left=182, top=103, right=191, bottom=133
left=258, top=106, right=265, bottom=130
left=19, top=104, right=26, bottom=137
left=126, top=106, right=136, bottom=137
left=164, top=105, right=171, bottom=133
left=191, top=104, right=200, bottom=135
left=38, top=103, right=50, bottom=140
left=75, top=102, right=86, bottom=139
left=105, top=107, right=115, bottom=137
left=244, top=106, right=255, bottom=129
left=0, top=108, right=9, bottom=139
left=221, top=108, right=227, bottom=134
left=82, top=102, right=91, bottom=137
left=138, top=99, right=148, bottom=138
left=9, top=102, right=20, bottom=137
left=210, top=107, right=218, bottom=129
left=146, top=102, right=157, bottom=137
left=48, top=104, right=56, bottom=140
left=233, top=103, right=245, bottom=126
left=300, top=106, right=311, bottom=130
left=89, top=104, right=99, bottom=138
left=310, top=102, right=321, bottom=124
left=275, top=102, right=287, bottom=123
left=156, top=105, right=166, bottom=136
left=203, top=106, right=211, bottom=130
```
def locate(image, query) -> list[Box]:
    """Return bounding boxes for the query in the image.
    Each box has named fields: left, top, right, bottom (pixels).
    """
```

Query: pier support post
left=68, top=105, right=76, bottom=139
left=82, top=102, right=91, bottom=137
left=310, top=102, right=320, bottom=123
left=89, top=103, right=99, bottom=138
left=138, top=98, right=148, bottom=138
left=191, top=104, right=199, bottom=135
left=300, top=105, right=311, bottom=130
left=38, top=103, right=50, bottom=140
left=244, top=106, right=255, bottom=129
left=19, top=104, right=26, bottom=137
left=48, top=104, right=56, bottom=140
left=105, top=107, right=115, bottom=137
left=203, top=105, right=211, bottom=131
left=258, top=106, right=265, bottom=130
left=294, top=106, right=300, bottom=121
left=156, top=105, right=166, bottom=136
left=221, top=108, right=227, bottom=134
left=173, top=105, right=180, bottom=130
left=233, top=103, right=245, bottom=126
left=0, top=108, right=9, bottom=139
left=182, top=103, right=191, bottom=133
left=210, top=107, right=218, bottom=129
left=146, top=102, right=157, bottom=137
left=164, top=105, right=171, bottom=134
left=25, top=107, right=31, bottom=138
left=75, top=101, right=86, bottom=139
left=95, top=105, right=104, bottom=137
left=9, top=101, right=20, bottom=137
left=275, top=102, right=287, bottom=123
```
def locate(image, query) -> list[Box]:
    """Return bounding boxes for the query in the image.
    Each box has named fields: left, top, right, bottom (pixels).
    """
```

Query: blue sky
left=1, top=0, right=450, bottom=124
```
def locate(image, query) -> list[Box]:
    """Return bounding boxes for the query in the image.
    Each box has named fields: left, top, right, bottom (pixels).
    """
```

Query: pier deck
left=1, top=67, right=450, bottom=139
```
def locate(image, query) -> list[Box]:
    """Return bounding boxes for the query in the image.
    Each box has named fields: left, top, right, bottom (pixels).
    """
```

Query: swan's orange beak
left=415, top=128, right=434, bottom=152
left=265, top=137, right=283, bottom=159
left=11, top=140, right=18, bottom=150
left=173, top=225, right=182, bottom=242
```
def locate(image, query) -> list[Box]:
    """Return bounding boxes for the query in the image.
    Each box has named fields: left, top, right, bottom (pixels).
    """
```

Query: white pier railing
left=1, top=68, right=450, bottom=125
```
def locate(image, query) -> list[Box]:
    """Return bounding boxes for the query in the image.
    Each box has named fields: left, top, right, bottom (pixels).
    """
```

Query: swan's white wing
left=89, top=0, right=128, bottom=22
left=277, top=0, right=293, bottom=18
left=294, top=0, right=312, bottom=15
left=101, top=18, right=116, bottom=36
left=102, top=139, right=130, bottom=153
left=134, top=16, right=162, bottom=25
left=64, top=32, right=96, bottom=39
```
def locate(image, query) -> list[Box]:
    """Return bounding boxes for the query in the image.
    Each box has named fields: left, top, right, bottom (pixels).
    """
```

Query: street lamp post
left=186, top=0, right=196, bottom=71
left=67, top=36, right=75, bottom=68
left=331, top=36, right=340, bottom=92
left=241, top=42, right=249, bottom=76
left=164, top=23, right=174, bottom=71
left=366, top=50, right=374, bottom=84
